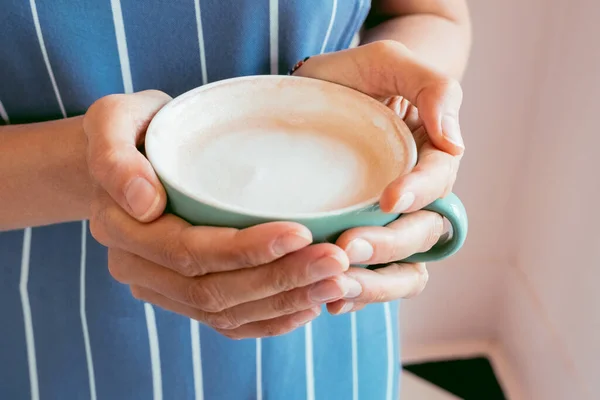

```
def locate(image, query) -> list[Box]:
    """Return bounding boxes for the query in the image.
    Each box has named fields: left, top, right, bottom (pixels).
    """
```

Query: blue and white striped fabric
left=0, top=1, right=402, bottom=399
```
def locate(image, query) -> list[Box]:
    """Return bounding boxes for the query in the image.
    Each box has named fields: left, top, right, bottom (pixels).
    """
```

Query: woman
left=0, top=0, right=471, bottom=399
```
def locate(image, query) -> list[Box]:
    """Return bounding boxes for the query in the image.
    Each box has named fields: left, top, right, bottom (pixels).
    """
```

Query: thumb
left=294, top=40, right=465, bottom=155
left=415, top=78, right=464, bottom=156
left=84, top=90, right=172, bottom=222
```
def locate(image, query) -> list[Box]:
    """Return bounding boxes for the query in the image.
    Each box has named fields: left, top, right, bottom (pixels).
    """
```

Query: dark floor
left=404, top=357, right=506, bottom=399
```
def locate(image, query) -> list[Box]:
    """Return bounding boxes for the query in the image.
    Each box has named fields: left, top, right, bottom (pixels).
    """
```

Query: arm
left=362, top=0, right=472, bottom=79
left=0, top=117, right=93, bottom=230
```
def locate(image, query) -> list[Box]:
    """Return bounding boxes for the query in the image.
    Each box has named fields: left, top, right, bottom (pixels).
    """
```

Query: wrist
left=0, top=116, right=93, bottom=229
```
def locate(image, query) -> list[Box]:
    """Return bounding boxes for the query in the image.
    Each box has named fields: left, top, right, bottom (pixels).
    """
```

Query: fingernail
left=344, top=238, right=374, bottom=264
left=309, top=255, right=347, bottom=280
left=125, top=177, right=159, bottom=220
left=338, top=302, right=355, bottom=314
left=441, top=115, right=465, bottom=150
left=294, top=307, right=321, bottom=326
left=272, top=231, right=312, bottom=256
left=392, top=192, right=415, bottom=213
left=337, top=275, right=363, bottom=299
left=310, top=280, right=344, bottom=303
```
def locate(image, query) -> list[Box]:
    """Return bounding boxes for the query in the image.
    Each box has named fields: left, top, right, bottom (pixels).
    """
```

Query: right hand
left=84, top=91, right=360, bottom=339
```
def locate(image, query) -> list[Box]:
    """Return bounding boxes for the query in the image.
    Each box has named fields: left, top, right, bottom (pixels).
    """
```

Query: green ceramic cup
left=145, top=75, right=468, bottom=264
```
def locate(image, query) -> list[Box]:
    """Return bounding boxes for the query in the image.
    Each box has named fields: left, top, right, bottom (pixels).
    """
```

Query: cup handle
left=400, top=192, right=468, bottom=263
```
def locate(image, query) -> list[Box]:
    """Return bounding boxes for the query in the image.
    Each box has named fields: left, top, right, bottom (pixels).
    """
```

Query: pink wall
left=401, top=0, right=598, bottom=398
left=401, top=0, right=545, bottom=344
left=506, top=0, right=600, bottom=397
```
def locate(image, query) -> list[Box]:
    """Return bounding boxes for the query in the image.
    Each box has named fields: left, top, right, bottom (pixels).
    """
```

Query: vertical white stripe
left=20, top=228, right=39, bottom=400
left=144, top=304, right=162, bottom=400
left=110, top=0, right=134, bottom=94
left=383, top=303, right=394, bottom=400
left=0, top=100, right=9, bottom=124
left=305, top=322, right=315, bottom=400
left=79, top=221, right=97, bottom=400
left=29, top=0, right=66, bottom=118
left=193, top=0, right=208, bottom=85
left=190, top=320, right=204, bottom=400
left=191, top=3, right=207, bottom=397
left=320, top=0, right=338, bottom=54
left=350, top=312, right=359, bottom=400
left=256, top=339, right=263, bottom=400
left=269, top=0, right=279, bottom=75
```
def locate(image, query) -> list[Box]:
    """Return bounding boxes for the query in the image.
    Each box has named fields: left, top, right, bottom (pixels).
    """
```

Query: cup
left=145, top=75, right=468, bottom=264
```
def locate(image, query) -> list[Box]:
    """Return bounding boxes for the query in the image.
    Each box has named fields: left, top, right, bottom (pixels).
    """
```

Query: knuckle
left=264, top=266, right=295, bottom=294
left=107, top=251, right=127, bottom=283
left=164, top=232, right=197, bottom=277
left=216, top=329, right=244, bottom=340
left=443, top=155, right=455, bottom=180
left=229, top=233, right=262, bottom=268
left=89, top=94, right=126, bottom=119
left=270, top=293, right=298, bottom=315
left=443, top=160, right=460, bottom=197
left=422, top=214, right=445, bottom=252
left=370, top=288, right=389, bottom=304
left=227, top=249, right=255, bottom=270
left=130, top=285, right=145, bottom=301
left=436, top=76, right=463, bottom=100
left=363, top=41, right=409, bottom=96
left=185, top=280, right=226, bottom=313
left=370, top=40, right=406, bottom=57
left=206, top=309, right=242, bottom=330
left=84, top=94, right=122, bottom=128
left=406, top=263, right=429, bottom=298
left=261, top=321, right=290, bottom=338
left=89, top=209, right=110, bottom=246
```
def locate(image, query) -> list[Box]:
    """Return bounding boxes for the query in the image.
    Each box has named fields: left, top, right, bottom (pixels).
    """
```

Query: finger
left=84, top=90, right=172, bottom=222
left=327, top=300, right=365, bottom=315
left=91, top=193, right=312, bottom=276
left=130, top=285, right=320, bottom=339
left=326, top=263, right=429, bottom=315
left=336, top=211, right=444, bottom=265
left=207, top=275, right=361, bottom=329
left=326, top=301, right=367, bottom=315
left=379, top=135, right=460, bottom=213
left=131, top=284, right=211, bottom=321
left=295, top=41, right=464, bottom=155
left=383, top=96, right=421, bottom=132
left=216, top=307, right=321, bottom=340
left=109, top=243, right=349, bottom=312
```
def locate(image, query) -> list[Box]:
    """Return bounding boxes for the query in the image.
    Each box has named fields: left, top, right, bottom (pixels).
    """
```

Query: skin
left=0, top=0, right=471, bottom=338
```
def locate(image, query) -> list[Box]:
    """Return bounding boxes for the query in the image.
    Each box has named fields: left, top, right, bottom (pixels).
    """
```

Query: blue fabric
left=0, top=1, right=402, bottom=399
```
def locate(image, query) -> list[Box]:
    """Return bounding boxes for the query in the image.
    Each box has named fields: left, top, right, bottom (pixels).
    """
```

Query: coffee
left=148, top=76, right=416, bottom=218
left=174, top=125, right=393, bottom=214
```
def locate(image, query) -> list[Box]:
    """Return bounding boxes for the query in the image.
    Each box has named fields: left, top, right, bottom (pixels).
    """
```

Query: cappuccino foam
left=175, top=127, right=390, bottom=214
left=146, top=76, right=417, bottom=217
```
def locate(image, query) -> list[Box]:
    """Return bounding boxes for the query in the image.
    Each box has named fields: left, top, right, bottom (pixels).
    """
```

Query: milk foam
left=176, top=128, right=388, bottom=214
left=146, top=76, right=417, bottom=217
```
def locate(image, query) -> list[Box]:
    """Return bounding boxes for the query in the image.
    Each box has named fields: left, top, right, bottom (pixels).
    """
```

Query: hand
left=84, top=91, right=360, bottom=338
left=294, top=41, right=464, bottom=312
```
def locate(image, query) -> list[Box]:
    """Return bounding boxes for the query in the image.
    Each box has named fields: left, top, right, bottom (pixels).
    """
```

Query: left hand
left=294, top=40, right=464, bottom=314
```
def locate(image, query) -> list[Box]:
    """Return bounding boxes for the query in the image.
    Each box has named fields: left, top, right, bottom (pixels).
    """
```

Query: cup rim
left=145, top=75, right=418, bottom=220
